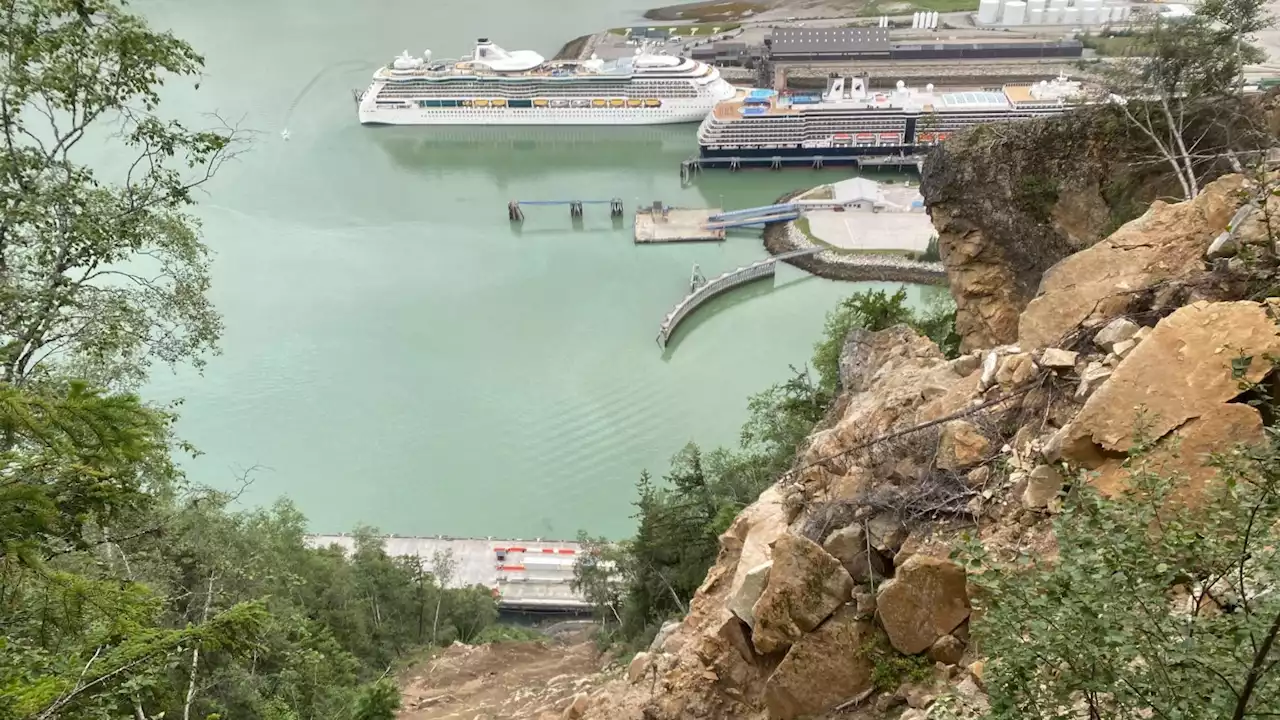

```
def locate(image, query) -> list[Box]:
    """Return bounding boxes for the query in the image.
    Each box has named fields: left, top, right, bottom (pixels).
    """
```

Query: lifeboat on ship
left=491, top=98, right=507, bottom=107
left=609, top=98, right=625, bottom=107
left=644, top=99, right=661, bottom=107
left=627, top=99, right=642, bottom=107
left=591, top=98, right=606, bottom=107
left=474, top=99, right=490, bottom=107
left=534, top=98, right=549, bottom=107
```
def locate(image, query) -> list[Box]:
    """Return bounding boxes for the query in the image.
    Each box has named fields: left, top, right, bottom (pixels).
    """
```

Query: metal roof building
left=765, top=28, right=891, bottom=61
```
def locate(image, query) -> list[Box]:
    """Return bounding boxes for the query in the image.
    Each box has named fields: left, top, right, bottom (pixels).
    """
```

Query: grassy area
left=855, top=0, right=980, bottom=17
left=1079, top=32, right=1143, bottom=57
left=608, top=22, right=741, bottom=36
left=642, top=0, right=765, bottom=22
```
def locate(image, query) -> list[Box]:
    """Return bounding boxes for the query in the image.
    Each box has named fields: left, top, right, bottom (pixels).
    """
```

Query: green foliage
left=956, top=436, right=1280, bottom=719
left=921, top=236, right=941, bottom=263
left=1017, top=175, right=1061, bottom=222
left=472, top=624, right=545, bottom=644
left=352, top=679, right=400, bottom=720
left=860, top=642, right=934, bottom=691
left=813, top=286, right=960, bottom=393
left=0, top=0, right=239, bottom=389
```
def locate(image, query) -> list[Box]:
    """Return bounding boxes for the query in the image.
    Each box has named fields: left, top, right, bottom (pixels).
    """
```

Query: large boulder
left=937, top=420, right=991, bottom=470
left=722, top=486, right=791, bottom=623
left=876, top=555, right=971, bottom=655
left=1063, top=300, right=1280, bottom=462
left=1017, top=174, right=1247, bottom=349
left=763, top=606, right=880, bottom=719
left=1091, top=402, right=1265, bottom=505
left=751, top=534, right=854, bottom=654
left=727, top=561, right=771, bottom=628
left=822, top=525, right=891, bottom=583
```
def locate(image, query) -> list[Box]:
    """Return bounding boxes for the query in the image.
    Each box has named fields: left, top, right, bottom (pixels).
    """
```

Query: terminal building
left=762, top=27, right=1082, bottom=63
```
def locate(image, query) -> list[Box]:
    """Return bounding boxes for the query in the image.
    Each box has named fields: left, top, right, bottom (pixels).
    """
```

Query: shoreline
left=762, top=189, right=948, bottom=285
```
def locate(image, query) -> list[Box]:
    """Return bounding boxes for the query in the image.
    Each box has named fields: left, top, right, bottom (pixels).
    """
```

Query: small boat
left=491, top=98, right=507, bottom=107
left=460, top=99, right=472, bottom=107
left=534, top=98, right=549, bottom=107
left=627, top=99, right=642, bottom=107
left=571, top=99, right=590, bottom=108
left=280, top=128, right=291, bottom=141
left=609, top=98, right=625, bottom=107
left=591, top=99, right=606, bottom=107
left=644, top=99, right=661, bottom=107
left=550, top=99, right=569, bottom=108
left=473, top=99, right=489, bottom=107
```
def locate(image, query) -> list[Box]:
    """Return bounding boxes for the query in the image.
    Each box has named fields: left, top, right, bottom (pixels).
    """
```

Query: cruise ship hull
left=359, top=102, right=717, bottom=126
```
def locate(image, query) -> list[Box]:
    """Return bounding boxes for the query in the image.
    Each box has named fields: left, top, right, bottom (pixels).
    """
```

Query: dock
left=680, top=154, right=925, bottom=184
left=306, top=534, right=589, bottom=613
left=633, top=202, right=725, bottom=244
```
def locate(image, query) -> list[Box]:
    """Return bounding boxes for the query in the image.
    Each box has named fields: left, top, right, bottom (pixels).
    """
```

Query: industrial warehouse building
left=764, top=28, right=892, bottom=61
left=763, top=27, right=1082, bottom=62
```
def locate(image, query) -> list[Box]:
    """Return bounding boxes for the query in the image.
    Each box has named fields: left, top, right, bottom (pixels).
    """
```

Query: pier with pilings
left=656, top=248, right=822, bottom=349
left=679, top=154, right=925, bottom=185
left=507, top=198, right=625, bottom=223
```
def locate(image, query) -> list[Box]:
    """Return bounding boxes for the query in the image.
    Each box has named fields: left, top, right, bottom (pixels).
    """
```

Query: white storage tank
left=1027, top=0, right=1046, bottom=14
left=930, top=11, right=940, bottom=27
left=1063, top=6, right=1080, bottom=24
left=1003, top=0, right=1027, bottom=24
left=977, top=0, right=1002, bottom=23
left=1043, top=7, right=1060, bottom=22
left=1029, top=8, right=1044, bottom=23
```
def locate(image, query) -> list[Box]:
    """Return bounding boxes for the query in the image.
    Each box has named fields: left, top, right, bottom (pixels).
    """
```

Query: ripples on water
left=138, top=0, right=930, bottom=539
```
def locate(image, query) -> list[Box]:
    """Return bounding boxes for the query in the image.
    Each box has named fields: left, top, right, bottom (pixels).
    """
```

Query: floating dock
left=634, top=203, right=725, bottom=244
left=306, top=534, right=589, bottom=613
left=656, top=247, right=822, bottom=349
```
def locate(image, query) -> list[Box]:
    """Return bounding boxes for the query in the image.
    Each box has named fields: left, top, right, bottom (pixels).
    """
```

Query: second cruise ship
left=358, top=38, right=738, bottom=126
left=696, top=74, right=1089, bottom=156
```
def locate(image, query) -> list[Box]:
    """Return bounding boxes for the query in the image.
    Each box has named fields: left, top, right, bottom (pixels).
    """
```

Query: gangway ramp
left=706, top=203, right=799, bottom=222
left=703, top=210, right=800, bottom=231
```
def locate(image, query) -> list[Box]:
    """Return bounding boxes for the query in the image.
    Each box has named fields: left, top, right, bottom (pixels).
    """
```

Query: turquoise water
left=137, top=0, right=929, bottom=539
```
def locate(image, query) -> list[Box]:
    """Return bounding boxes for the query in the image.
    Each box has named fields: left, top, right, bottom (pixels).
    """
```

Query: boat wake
left=281, top=59, right=368, bottom=135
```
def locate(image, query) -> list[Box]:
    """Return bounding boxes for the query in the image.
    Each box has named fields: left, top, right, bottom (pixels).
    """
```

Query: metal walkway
left=656, top=247, right=822, bottom=349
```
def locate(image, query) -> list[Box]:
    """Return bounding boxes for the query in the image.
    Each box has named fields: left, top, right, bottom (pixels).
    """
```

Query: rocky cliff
left=919, top=100, right=1280, bottom=352
left=528, top=171, right=1280, bottom=720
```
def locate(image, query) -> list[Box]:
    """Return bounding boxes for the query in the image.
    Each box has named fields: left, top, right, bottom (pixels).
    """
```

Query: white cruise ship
left=696, top=74, right=1089, bottom=158
left=358, top=38, right=737, bottom=126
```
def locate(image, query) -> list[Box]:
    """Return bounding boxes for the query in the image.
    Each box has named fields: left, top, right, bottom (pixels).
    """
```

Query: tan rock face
left=723, top=486, right=791, bottom=624
left=763, top=606, right=879, bottom=720
left=1018, top=174, right=1247, bottom=349
left=727, top=561, right=771, bottom=628
left=1091, top=402, right=1265, bottom=505
left=927, top=634, right=966, bottom=665
left=1022, top=464, right=1064, bottom=510
left=751, top=534, right=854, bottom=654
left=937, top=420, right=991, bottom=471
left=1064, top=301, right=1280, bottom=460
left=822, top=525, right=890, bottom=583
left=876, top=555, right=971, bottom=654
